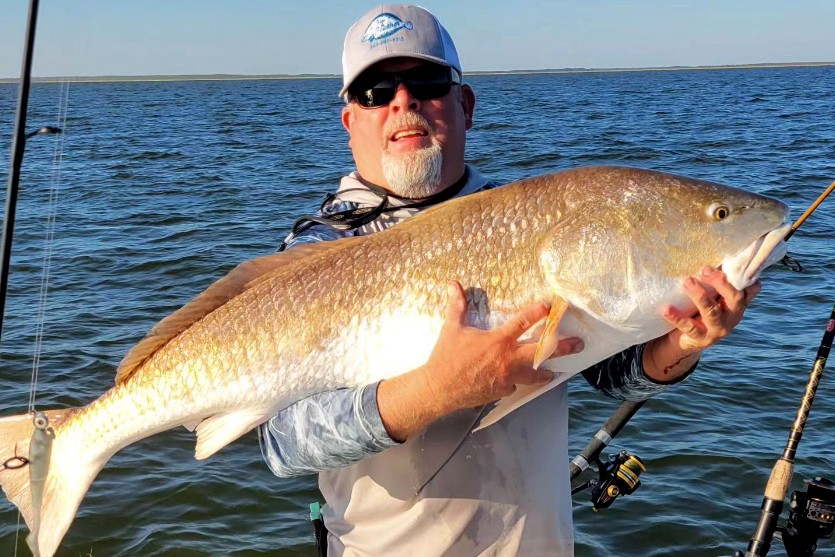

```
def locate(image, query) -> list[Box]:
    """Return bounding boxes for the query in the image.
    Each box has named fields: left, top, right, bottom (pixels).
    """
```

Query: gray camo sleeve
left=260, top=226, right=397, bottom=478
left=258, top=381, right=397, bottom=477
left=581, top=344, right=696, bottom=401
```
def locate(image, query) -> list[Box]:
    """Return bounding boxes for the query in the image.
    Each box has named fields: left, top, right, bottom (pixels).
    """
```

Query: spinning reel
left=572, top=449, right=647, bottom=512
left=777, top=477, right=835, bottom=557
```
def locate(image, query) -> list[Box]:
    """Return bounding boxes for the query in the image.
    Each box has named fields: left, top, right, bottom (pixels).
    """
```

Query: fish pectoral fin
left=194, top=409, right=271, bottom=460
left=533, top=296, right=569, bottom=369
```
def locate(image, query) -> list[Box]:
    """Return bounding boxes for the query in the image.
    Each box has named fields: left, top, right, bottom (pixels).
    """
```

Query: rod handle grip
left=764, top=458, right=794, bottom=502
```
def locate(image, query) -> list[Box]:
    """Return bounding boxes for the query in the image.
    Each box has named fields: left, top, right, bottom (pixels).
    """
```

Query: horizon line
left=1, top=60, right=833, bottom=84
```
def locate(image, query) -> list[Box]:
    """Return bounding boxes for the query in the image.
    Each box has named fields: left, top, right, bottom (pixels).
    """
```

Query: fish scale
left=0, top=165, right=789, bottom=557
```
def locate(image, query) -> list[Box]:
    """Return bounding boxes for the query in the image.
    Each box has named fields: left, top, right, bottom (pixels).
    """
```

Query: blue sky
left=1, top=1, right=834, bottom=78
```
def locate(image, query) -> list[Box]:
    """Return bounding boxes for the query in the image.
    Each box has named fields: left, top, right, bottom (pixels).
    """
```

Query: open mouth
left=389, top=128, right=428, bottom=142
left=722, top=223, right=791, bottom=288
left=743, top=224, right=791, bottom=282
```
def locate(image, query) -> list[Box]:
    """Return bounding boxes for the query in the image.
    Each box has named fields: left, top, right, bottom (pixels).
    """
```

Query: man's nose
left=389, top=83, right=420, bottom=112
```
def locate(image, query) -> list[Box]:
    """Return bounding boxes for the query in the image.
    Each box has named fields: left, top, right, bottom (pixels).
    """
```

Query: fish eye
left=708, top=203, right=730, bottom=221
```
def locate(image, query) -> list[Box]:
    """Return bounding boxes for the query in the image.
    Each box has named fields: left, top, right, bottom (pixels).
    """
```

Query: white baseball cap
left=340, top=4, right=462, bottom=98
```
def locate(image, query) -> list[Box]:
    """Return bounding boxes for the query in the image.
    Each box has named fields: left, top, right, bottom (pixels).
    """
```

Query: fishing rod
left=0, top=0, right=41, bottom=345
left=0, top=0, right=61, bottom=552
left=569, top=400, right=647, bottom=511
left=785, top=180, right=835, bottom=242
left=571, top=178, right=835, bottom=512
left=734, top=303, right=835, bottom=557
left=0, top=0, right=62, bottom=351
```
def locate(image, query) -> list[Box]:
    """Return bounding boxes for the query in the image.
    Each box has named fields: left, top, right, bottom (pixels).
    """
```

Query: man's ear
left=461, top=84, right=476, bottom=130
left=341, top=104, right=355, bottom=150
left=342, top=104, right=353, bottom=133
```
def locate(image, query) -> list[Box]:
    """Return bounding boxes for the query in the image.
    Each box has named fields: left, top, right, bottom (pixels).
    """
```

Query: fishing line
left=0, top=0, right=69, bottom=553
left=4, top=0, right=39, bottom=546
left=29, top=81, right=70, bottom=414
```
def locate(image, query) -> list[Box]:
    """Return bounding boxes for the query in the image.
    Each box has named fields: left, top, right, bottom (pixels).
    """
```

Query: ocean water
left=0, top=66, right=833, bottom=557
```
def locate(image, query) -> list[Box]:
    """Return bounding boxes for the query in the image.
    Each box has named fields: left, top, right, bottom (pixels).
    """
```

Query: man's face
left=342, top=58, right=475, bottom=198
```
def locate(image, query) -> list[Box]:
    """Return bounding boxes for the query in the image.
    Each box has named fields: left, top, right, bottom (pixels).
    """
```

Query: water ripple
left=1, top=66, right=834, bottom=556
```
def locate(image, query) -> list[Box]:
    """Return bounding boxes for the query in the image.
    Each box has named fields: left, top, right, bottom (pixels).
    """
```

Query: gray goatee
left=382, top=112, right=444, bottom=198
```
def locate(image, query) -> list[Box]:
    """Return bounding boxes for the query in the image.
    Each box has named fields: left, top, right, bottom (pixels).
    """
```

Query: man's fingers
left=663, top=305, right=705, bottom=340
left=540, top=337, right=585, bottom=359
left=443, top=281, right=468, bottom=328
left=730, top=283, right=761, bottom=312
left=508, top=359, right=555, bottom=385
left=698, top=267, right=762, bottom=313
left=521, top=367, right=556, bottom=385
left=740, top=281, right=762, bottom=309
left=699, top=267, right=743, bottom=312
left=500, top=301, right=550, bottom=339
left=515, top=337, right=584, bottom=364
left=684, top=277, right=722, bottom=326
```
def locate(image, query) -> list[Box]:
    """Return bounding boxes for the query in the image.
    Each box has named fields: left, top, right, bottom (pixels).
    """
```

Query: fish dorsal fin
left=114, top=241, right=346, bottom=385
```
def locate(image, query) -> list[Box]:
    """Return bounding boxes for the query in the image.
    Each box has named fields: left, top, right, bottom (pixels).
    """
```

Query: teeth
left=393, top=130, right=425, bottom=140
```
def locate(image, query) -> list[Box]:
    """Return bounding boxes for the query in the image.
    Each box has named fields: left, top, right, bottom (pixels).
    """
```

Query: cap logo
left=361, top=13, right=414, bottom=47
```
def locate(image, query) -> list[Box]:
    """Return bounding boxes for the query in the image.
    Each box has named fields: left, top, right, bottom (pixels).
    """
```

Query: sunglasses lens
left=405, top=66, right=453, bottom=100
left=351, top=75, right=396, bottom=108
left=349, top=65, right=458, bottom=108
left=407, top=82, right=452, bottom=101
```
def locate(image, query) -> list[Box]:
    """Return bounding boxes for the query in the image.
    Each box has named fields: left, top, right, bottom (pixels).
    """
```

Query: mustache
left=383, top=112, right=434, bottom=147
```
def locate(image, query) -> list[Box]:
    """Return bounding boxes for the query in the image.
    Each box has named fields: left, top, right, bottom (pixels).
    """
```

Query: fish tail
left=0, top=408, right=102, bottom=557
left=0, top=413, right=39, bottom=528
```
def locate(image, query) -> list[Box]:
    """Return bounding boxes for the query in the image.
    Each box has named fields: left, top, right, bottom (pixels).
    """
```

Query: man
left=259, top=5, right=758, bottom=555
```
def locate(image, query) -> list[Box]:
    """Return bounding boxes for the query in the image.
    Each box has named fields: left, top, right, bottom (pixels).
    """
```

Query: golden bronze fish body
left=0, top=166, right=790, bottom=557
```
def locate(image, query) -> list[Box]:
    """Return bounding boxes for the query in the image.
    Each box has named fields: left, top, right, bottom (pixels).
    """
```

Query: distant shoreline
left=1, top=61, right=833, bottom=84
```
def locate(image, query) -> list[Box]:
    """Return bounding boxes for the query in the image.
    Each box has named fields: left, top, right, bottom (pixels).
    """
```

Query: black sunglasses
left=348, top=64, right=462, bottom=109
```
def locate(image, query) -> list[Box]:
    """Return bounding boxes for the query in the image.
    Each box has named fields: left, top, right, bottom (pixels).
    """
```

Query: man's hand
left=377, top=281, right=584, bottom=442
left=644, top=265, right=761, bottom=382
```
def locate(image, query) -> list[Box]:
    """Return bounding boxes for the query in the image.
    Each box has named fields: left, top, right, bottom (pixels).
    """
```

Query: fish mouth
left=721, top=223, right=791, bottom=289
